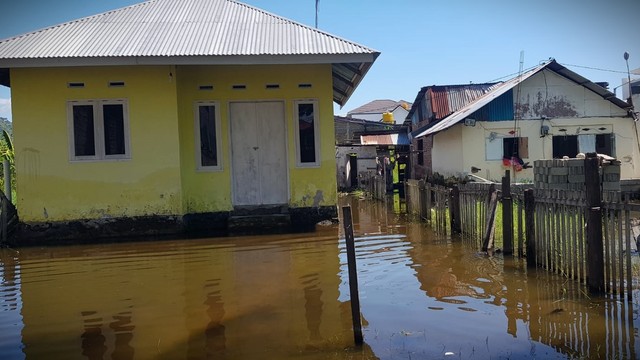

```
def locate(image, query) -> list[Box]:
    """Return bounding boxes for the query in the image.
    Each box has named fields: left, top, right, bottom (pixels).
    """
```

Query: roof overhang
left=0, top=52, right=379, bottom=104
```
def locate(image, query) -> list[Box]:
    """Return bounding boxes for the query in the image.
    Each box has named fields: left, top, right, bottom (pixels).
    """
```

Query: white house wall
left=391, top=107, right=409, bottom=124
left=455, top=117, right=640, bottom=182
left=431, top=125, right=464, bottom=177
left=516, top=69, right=627, bottom=119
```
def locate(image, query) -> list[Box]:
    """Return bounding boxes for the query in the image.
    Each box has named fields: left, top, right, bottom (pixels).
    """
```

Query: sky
left=0, top=0, right=639, bottom=121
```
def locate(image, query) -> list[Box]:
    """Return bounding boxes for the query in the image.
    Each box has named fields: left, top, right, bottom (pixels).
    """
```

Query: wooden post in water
left=341, top=206, right=363, bottom=345
left=3, top=158, right=10, bottom=203
left=585, top=152, right=604, bottom=294
left=482, top=184, right=498, bottom=252
left=425, top=182, right=432, bottom=223
left=524, top=189, right=536, bottom=267
left=450, top=185, right=461, bottom=234
left=502, top=170, right=513, bottom=255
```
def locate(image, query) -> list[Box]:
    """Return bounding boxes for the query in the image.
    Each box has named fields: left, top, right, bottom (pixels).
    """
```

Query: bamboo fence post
left=525, top=189, right=536, bottom=267
left=450, top=185, right=461, bottom=234
left=502, top=170, right=513, bottom=255
left=482, top=184, right=498, bottom=252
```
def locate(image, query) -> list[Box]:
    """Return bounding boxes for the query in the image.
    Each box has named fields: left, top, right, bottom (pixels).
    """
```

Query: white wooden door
left=230, top=102, right=288, bottom=206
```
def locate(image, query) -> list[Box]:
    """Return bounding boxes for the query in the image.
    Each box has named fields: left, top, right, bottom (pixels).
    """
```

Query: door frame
left=227, top=100, right=290, bottom=207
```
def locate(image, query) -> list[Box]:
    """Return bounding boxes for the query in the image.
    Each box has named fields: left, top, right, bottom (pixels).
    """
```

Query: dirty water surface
left=1, top=195, right=639, bottom=359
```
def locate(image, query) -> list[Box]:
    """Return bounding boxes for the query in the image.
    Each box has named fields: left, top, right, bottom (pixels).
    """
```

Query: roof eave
left=0, top=53, right=378, bottom=68
left=332, top=52, right=379, bottom=107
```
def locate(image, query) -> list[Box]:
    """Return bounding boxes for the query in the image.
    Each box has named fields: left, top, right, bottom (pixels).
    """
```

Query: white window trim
left=293, top=100, right=320, bottom=167
left=67, top=99, right=131, bottom=162
left=194, top=101, right=223, bottom=171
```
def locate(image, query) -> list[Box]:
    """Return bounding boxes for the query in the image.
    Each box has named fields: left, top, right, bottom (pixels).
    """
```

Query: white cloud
left=0, top=98, right=11, bottom=121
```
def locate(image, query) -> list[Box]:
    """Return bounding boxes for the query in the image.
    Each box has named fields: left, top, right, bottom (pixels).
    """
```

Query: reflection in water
left=302, top=273, right=324, bottom=344
left=203, top=280, right=226, bottom=357
left=345, top=196, right=640, bottom=359
left=0, top=195, right=638, bottom=359
left=0, top=249, right=24, bottom=360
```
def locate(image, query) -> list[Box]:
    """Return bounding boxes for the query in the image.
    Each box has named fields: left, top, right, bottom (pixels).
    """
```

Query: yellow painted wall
left=176, top=64, right=336, bottom=213
left=11, top=66, right=183, bottom=222
left=12, top=64, right=337, bottom=223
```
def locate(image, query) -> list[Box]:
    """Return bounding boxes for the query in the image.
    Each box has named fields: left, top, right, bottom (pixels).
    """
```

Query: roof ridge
left=0, top=0, right=378, bottom=54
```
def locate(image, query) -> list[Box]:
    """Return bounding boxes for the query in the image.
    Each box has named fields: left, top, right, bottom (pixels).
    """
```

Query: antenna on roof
left=512, top=51, right=525, bottom=182
left=315, top=0, right=319, bottom=28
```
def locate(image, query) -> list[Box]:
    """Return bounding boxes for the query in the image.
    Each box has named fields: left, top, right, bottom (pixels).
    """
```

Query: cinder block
left=549, top=175, right=568, bottom=183
left=569, top=166, right=584, bottom=175
left=550, top=167, right=569, bottom=176
left=602, top=173, right=621, bottom=182
left=603, top=165, right=621, bottom=175
left=566, top=159, right=583, bottom=167
left=568, top=174, right=585, bottom=183
left=602, top=182, right=621, bottom=191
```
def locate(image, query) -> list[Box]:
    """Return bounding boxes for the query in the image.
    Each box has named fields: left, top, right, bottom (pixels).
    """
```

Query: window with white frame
left=294, top=100, right=320, bottom=166
left=194, top=102, right=222, bottom=170
left=68, top=99, right=130, bottom=161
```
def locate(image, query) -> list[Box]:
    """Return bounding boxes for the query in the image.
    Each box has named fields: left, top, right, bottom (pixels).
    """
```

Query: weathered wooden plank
left=525, top=189, right=536, bottom=267
left=482, top=185, right=498, bottom=252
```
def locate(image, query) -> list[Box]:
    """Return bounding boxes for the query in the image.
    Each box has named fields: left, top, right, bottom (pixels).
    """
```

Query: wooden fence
left=384, top=154, right=637, bottom=299
left=363, top=173, right=386, bottom=201
left=405, top=180, right=450, bottom=233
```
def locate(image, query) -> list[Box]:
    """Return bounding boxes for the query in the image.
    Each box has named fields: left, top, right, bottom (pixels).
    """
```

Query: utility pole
left=624, top=52, right=632, bottom=106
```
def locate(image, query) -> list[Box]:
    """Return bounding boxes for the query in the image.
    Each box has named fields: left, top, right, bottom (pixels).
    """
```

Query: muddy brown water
left=1, top=195, right=639, bottom=359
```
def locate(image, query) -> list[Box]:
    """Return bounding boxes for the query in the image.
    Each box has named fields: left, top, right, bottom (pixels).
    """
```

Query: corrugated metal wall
left=469, top=89, right=514, bottom=121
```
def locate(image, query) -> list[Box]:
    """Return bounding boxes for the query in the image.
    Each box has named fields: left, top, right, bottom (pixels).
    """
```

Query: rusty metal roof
left=412, top=60, right=633, bottom=138
left=407, top=83, right=497, bottom=121
left=0, top=0, right=379, bottom=106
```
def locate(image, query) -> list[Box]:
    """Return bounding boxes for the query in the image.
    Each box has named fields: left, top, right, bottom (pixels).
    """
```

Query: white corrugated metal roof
left=412, top=60, right=632, bottom=138
left=0, top=0, right=379, bottom=105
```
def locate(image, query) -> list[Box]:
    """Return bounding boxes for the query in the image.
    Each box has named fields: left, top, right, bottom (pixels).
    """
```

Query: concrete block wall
left=533, top=158, right=620, bottom=191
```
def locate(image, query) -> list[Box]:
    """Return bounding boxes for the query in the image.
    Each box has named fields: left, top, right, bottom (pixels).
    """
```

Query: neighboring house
left=0, top=0, right=379, bottom=241
left=335, top=116, right=409, bottom=191
left=410, top=59, right=636, bottom=182
left=406, top=83, right=498, bottom=179
left=620, top=73, right=640, bottom=111
left=347, top=99, right=411, bottom=124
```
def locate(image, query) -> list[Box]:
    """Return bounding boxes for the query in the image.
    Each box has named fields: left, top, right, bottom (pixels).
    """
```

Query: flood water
left=1, top=195, right=639, bottom=359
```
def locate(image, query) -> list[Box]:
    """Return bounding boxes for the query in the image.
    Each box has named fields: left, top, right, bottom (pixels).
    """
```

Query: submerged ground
left=0, top=195, right=638, bottom=359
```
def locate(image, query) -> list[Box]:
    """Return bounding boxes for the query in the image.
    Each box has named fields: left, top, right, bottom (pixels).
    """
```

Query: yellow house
left=409, top=60, right=636, bottom=182
left=0, top=0, right=379, bottom=242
